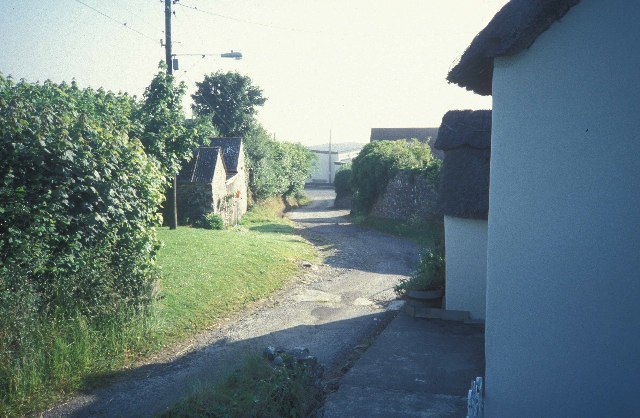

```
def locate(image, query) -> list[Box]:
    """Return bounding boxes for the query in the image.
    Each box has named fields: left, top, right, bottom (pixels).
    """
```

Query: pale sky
left=0, top=0, right=508, bottom=145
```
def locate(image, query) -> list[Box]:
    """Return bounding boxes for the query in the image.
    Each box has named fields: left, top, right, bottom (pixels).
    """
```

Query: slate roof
left=447, top=0, right=580, bottom=95
left=434, top=110, right=492, bottom=220
left=176, top=147, right=224, bottom=184
left=370, top=128, right=439, bottom=143
left=209, top=137, right=242, bottom=173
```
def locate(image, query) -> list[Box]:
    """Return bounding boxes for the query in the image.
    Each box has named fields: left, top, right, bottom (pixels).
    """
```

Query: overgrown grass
left=1, top=198, right=317, bottom=416
left=0, top=307, right=156, bottom=416
left=351, top=214, right=443, bottom=247
left=162, top=355, right=324, bottom=418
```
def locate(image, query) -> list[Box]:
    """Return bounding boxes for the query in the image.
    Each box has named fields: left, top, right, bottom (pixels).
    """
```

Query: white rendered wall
left=486, top=1, right=640, bottom=416
left=444, top=216, right=487, bottom=320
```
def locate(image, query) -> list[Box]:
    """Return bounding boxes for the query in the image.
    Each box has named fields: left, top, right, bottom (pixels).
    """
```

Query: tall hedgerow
left=0, top=75, right=163, bottom=317
left=0, top=74, right=167, bottom=413
left=350, top=140, right=440, bottom=214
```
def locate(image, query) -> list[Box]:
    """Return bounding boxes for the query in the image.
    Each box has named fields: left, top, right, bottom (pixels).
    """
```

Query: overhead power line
left=74, top=0, right=160, bottom=44
left=175, top=1, right=324, bottom=35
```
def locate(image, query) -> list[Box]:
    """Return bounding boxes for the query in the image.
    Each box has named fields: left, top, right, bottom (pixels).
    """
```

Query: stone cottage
left=176, top=146, right=227, bottom=224
left=448, top=0, right=640, bottom=415
left=433, top=110, right=491, bottom=321
left=209, top=137, right=248, bottom=224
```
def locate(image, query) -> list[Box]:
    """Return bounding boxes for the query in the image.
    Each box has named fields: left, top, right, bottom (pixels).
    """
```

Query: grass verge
left=351, top=214, right=444, bottom=247
left=155, top=198, right=317, bottom=343
left=1, top=197, right=317, bottom=416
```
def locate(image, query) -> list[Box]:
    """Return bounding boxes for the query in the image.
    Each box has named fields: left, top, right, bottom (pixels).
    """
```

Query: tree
left=136, top=63, right=217, bottom=227
left=192, top=71, right=266, bottom=137
left=138, top=64, right=200, bottom=177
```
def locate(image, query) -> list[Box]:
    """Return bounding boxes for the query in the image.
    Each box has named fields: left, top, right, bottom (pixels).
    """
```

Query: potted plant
left=395, top=240, right=445, bottom=308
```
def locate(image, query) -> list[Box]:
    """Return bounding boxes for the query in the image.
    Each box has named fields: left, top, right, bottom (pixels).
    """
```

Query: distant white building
left=307, top=143, right=363, bottom=184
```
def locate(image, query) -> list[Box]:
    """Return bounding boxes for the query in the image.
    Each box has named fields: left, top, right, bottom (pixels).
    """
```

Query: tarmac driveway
left=44, top=186, right=421, bottom=417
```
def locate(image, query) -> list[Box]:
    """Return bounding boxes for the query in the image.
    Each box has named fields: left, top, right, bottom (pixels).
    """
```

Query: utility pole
left=165, top=0, right=178, bottom=230
left=328, top=129, right=332, bottom=184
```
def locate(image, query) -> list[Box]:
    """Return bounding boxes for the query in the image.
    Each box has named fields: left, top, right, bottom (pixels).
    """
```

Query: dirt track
left=44, top=186, right=420, bottom=417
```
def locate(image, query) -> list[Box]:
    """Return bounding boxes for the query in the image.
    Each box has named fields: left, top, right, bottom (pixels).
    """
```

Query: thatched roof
left=370, top=128, right=439, bottom=143
left=447, top=0, right=580, bottom=95
left=177, top=147, right=224, bottom=184
left=210, top=137, right=242, bottom=173
left=435, top=110, right=492, bottom=220
left=434, top=110, right=491, bottom=151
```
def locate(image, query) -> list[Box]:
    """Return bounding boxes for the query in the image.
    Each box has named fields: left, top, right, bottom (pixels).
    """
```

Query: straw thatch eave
left=435, top=110, right=492, bottom=220
left=447, top=0, right=580, bottom=96
left=434, top=110, right=491, bottom=151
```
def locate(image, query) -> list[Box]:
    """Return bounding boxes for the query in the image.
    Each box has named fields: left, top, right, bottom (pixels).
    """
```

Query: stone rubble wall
left=370, top=170, right=440, bottom=222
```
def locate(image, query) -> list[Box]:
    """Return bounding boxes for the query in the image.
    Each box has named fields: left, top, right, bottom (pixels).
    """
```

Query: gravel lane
left=44, top=187, right=420, bottom=417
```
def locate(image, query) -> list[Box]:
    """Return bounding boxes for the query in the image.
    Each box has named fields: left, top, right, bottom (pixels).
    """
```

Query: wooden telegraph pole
left=165, top=0, right=178, bottom=229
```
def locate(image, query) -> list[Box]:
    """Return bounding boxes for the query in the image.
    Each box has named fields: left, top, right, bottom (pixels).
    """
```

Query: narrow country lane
left=44, top=186, right=421, bottom=417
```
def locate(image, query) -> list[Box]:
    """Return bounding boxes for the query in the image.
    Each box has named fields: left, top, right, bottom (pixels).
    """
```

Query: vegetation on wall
left=350, top=140, right=441, bottom=214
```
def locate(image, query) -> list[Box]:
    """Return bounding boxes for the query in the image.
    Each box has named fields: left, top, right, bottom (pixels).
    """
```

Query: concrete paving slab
left=324, top=313, right=484, bottom=417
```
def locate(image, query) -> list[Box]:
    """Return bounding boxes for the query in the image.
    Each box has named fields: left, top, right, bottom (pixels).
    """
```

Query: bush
left=195, top=212, right=225, bottom=230
left=0, top=74, right=164, bottom=414
left=0, top=75, right=163, bottom=317
left=334, top=165, right=353, bottom=199
left=244, top=124, right=315, bottom=202
left=162, top=355, right=324, bottom=417
left=351, top=140, right=438, bottom=214
left=395, top=241, right=445, bottom=295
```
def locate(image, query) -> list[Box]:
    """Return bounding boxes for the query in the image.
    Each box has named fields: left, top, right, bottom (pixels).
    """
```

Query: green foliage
left=395, top=242, right=446, bottom=295
left=334, top=165, right=353, bottom=199
left=195, top=212, right=225, bottom=230
left=0, top=73, right=164, bottom=414
left=0, top=74, right=163, bottom=317
left=350, top=140, right=438, bottom=214
left=136, top=63, right=216, bottom=178
left=192, top=71, right=266, bottom=138
left=243, top=124, right=315, bottom=202
left=162, top=355, right=324, bottom=418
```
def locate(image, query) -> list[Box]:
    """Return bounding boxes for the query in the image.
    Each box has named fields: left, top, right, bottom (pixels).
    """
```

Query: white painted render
left=486, top=1, right=640, bottom=416
left=308, top=149, right=361, bottom=183
left=444, top=216, right=487, bottom=320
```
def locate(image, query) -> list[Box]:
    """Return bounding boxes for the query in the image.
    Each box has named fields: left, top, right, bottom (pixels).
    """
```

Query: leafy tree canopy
left=191, top=71, right=266, bottom=138
left=136, top=63, right=217, bottom=178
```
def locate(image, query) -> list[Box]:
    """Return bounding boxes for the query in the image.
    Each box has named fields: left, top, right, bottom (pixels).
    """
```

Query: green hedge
left=0, top=75, right=163, bottom=321
left=334, top=165, right=352, bottom=199
left=351, top=140, right=439, bottom=214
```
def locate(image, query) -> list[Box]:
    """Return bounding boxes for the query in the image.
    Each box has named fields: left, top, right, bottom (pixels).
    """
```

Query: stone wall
left=176, top=153, right=227, bottom=224
left=370, top=170, right=440, bottom=222
left=176, top=183, right=214, bottom=224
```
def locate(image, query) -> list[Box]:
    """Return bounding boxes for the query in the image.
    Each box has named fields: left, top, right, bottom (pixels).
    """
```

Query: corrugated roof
left=447, top=0, right=580, bottom=95
left=210, top=137, right=242, bottom=173
left=370, top=128, right=439, bottom=143
left=176, top=147, right=223, bottom=184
